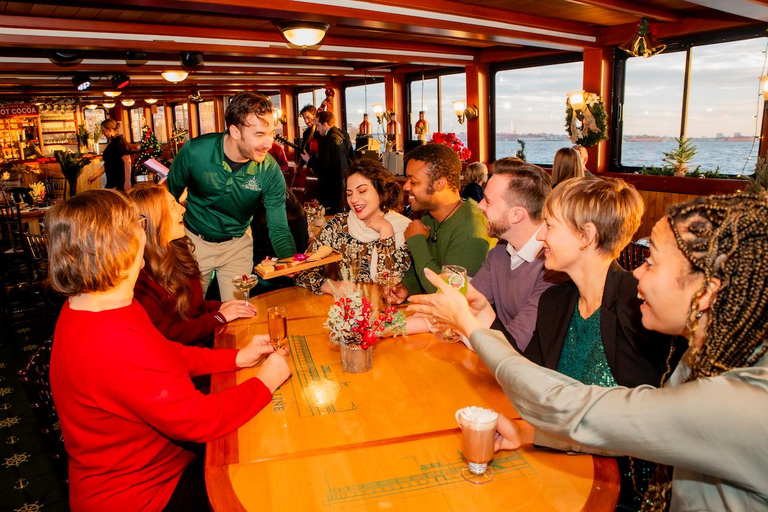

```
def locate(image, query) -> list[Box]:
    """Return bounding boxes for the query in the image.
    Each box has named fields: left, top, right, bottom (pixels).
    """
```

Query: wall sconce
left=102, top=102, right=116, bottom=109
left=761, top=76, right=768, bottom=100
left=120, top=99, right=135, bottom=107
left=161, top=71, right=189, bottom=83
left=144, top=98, right=159, bottom=105
left=103, top=90, right=122, bottom=98
left=277, top=21, right=330, bottom=48
left=372, top=104, right=395, bottom=124
left=273, top=108, right=287, bottom=126
left=620, top=18, right=666, bottom=59
left=567, top=90, right=586, bottom=111
left=452, top=100, right=478, bottom=124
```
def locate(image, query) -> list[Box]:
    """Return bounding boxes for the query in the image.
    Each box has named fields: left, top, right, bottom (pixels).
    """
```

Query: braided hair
left=640, top=190, right=768, bottom=511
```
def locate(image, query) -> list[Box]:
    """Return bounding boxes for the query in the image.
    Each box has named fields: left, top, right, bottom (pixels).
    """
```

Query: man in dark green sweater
left=384, top=143, right=495, bottom=303
left=167, top=92, right=296, bottom=300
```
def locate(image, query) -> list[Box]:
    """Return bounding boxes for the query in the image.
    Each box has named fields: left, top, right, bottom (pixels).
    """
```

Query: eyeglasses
left=138, top=214, right=147, bottom=228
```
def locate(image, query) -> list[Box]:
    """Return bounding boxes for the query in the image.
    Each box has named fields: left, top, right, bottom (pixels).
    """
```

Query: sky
left=340, top=36, right=766, bottom=140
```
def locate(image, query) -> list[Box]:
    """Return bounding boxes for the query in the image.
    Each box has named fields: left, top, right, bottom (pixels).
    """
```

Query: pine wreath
left=565, top=92, right=608, bottom=148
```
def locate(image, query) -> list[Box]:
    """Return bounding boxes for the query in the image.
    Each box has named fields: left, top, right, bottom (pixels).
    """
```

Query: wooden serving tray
left=255, top=251, right=342, bottom=279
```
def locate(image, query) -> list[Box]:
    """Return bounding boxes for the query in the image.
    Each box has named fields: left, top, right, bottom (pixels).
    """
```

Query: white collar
left=506, top=224, right=544, bottom=263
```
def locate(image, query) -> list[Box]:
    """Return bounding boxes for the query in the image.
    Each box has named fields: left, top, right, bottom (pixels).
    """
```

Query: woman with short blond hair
left=48, top=189, right=291, bottom=512
left=411, top=177, right=678, bottom=510
left=461, top=162, right=488, bottom=202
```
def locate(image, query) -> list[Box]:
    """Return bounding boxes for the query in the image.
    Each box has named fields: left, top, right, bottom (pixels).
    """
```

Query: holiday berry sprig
left=325, top=291, right=406, bottom=350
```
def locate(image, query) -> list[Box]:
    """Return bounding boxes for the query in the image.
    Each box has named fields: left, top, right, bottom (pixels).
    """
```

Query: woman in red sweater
left=128, top=183, right=256, bottom=345
left=47, top=189, right=292, bottom=512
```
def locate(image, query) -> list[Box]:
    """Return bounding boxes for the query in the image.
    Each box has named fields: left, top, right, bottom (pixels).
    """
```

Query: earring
left=695, top=311, right=704, bottom=319
left=578, top=245, right=587, bottom=251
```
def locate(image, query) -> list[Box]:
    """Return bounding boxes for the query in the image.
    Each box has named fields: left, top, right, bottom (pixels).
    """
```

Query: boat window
left=344, top=81, right=385, bottom=140
left=198, top=101, right=216, bottom=136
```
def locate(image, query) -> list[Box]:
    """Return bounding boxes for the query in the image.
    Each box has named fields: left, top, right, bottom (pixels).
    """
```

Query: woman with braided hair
left=407, top=190, right=768, bottom=511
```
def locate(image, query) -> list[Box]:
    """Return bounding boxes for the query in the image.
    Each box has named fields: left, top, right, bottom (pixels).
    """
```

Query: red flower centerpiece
left=430, top=132, right=471, bottom=162
left=325, top=290, right=405, bottom=373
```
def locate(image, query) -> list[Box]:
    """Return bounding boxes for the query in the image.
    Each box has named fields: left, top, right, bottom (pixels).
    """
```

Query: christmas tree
left=133, top=125, right=162, bottom=175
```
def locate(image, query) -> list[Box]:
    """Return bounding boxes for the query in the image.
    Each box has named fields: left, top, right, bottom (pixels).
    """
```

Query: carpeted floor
left=0, top=329, right=69, bottom=511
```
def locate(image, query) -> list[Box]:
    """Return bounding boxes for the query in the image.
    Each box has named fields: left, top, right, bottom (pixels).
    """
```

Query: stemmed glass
left=455, top=406, right=499, bottom=484
left=434, top=265, right=467, bottom=342
left=377, top=269, right=402, bottom=305
left=232, top=274, right=258, bottom=304
left=303, top=202, right=317, bottom=226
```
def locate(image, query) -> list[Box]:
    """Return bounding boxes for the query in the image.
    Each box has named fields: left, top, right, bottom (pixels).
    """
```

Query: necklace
left=578, top=284, right=605, bottom=319
left=430, top=200, right=462, bottom=243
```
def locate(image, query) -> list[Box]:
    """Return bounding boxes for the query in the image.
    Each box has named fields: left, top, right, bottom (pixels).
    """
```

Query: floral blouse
left=294, top=213, right=412, bottom=294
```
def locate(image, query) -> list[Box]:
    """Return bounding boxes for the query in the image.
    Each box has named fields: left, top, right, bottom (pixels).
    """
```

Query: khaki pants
left=186, top=228, right=254, bottom=301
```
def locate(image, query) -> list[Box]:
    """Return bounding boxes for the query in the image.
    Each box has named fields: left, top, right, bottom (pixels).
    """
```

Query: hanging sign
left=0, top=103, right=40, bottom=119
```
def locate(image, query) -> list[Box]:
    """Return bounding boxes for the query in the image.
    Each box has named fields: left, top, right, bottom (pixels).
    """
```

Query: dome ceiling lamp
left=277, top=21, right=330, bottom=48
left=161, top=71, right=189, bottom=83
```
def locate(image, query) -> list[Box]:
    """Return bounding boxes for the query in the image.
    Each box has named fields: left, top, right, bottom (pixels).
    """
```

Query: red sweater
left=134, top=269, right=222, bottom=345
left=50, top=300, right=272, bottom=512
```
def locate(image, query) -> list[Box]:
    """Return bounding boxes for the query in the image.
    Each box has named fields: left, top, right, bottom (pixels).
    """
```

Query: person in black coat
left=302, top=110, right=353, bottom=215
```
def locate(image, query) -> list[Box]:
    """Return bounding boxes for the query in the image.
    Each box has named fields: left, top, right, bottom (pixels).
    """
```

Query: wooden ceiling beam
left=562, top=0, right=683, bottom=23
left=0, top=15, right=478, bottom=66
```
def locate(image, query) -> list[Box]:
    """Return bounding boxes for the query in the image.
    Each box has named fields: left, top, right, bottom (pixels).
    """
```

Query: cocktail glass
left=377, top=269, right=402, bottom=305
left=232, top=274, right=258, bottom=304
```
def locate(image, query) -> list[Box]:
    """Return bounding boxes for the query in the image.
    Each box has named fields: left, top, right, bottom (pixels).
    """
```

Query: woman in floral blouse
left=295, top=159, right=411, bottom=294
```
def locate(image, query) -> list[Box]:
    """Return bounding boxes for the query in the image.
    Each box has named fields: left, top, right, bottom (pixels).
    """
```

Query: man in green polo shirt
left=383, top=143, right=495, bottom=303
left=167, top=92, right=296, bottom=300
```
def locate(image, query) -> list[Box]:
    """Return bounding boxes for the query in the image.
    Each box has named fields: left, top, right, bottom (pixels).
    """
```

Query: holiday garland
left=565, top=92, right=608, bottom=148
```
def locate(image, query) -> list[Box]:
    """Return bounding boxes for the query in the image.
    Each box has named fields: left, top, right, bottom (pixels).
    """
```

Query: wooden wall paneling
left=465, top=63, right=490, bottom=164
left=582, top=47, right=614, bottom=173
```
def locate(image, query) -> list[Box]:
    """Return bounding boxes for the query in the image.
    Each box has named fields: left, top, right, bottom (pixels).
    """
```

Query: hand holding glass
left=435, top=265, right=467, bottom=342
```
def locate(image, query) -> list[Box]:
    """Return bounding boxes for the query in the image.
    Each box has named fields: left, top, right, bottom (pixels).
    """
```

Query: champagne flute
left=267, top=307, right=288, bottom=350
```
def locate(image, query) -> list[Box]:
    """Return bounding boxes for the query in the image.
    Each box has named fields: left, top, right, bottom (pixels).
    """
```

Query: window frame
left=489, top=53, right=584, bottom=162
left=610, top=26, right=768, bottom=173
left=341, top=77, right=386, bottom=139
left=404, top=67, right=464, bottom=141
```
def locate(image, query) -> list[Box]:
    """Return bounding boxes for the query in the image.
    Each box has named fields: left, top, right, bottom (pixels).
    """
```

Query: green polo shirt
left=167, top=132, right=296, bottom=258
left=401, top=199, right=496, bottom=295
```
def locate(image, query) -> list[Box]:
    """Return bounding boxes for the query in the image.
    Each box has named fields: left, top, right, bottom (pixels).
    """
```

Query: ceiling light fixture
left=111, top=73, right=131, bottom=89
left=619, top=18, right=666, bottom=59
left=161, top=71, right=189, bottom=83
left=86, top=104, right=98, bottom=110
left=125, top=51, right=148, bottom=67
left=180, top=51, right=204, bottom=67
left=72, top=74, right=91, bottom=91
left=103, top=90, right=122, bottom=98
left=120, top=99, right=135, bottom=107
left=145, top=98, right=159, bottom=104
left=277, top=21, right=330, bottom=48
left=102, top=102, right=116, bottom=109
left=47, top=49, right=83, bottom=67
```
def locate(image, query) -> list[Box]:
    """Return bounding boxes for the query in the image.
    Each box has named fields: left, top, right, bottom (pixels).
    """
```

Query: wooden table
left=20, top=206, right=51, bottom=234
left=206, top=287, right=619, bottom=511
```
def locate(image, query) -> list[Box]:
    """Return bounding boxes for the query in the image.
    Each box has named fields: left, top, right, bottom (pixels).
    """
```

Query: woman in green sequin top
left=411, top=177, right=678, bottom=511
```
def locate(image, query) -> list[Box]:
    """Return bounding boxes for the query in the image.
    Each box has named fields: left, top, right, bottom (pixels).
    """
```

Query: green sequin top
left=556, top=303, right=618, bottom=387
